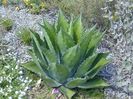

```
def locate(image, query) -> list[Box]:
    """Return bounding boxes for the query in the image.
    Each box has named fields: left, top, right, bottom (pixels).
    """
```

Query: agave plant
left=22, top=10, right=109, bottom=99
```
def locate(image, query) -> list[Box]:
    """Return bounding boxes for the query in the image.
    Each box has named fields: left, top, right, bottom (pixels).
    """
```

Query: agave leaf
left=85, top=58, right=109, bottom=79
left=41, top=20, right=58, bottom=52
left=68, top=15, right=74, bottom=37
left=57, top=30, right=67, bottom=55
left=57, top=30, right=75, bottom=55
left=65, top=78, right=86, bottom=88
left=28, top=51, right=61, bottom=88
left=88, top=31, right=103, bottom=50
left=73, top=15, right=83, bottom=43
left=90, top=52, right=109, bottom=69
left=85, top=30, right=103, bottom=58
left=78, top=77, right=109, bottom=89
left=79, top=27, right=96, bottom=59
left=44, top=76, right=61, bottom=87
left=48, top=63, right=69, bottom=83
left=30, top=31, right=47, bottom=65
left=40, top=24, right=56, bottom=55
left=63, top=45, right=80, bottom=72
left=75, top=54, right=97, bottom=77
left=43, top=48, right=57, bottom=64
left=84, top=47, right=95, bottom=59
left=57, top=9, right=69, bottom=32
left=31, top=30, right=45, bottom=46
left=27, top=51, right=60, bottom=88
left=28, top=50, right=48, bottom=74
left=32, top=37, right=48, bottom=66
left=22, top=61, right=43, bottom=76
left=59, top=86, right=76, bottom=99
left=63, top=31, right=75, bottom=48
left=80, top=25, right=96, bottom=40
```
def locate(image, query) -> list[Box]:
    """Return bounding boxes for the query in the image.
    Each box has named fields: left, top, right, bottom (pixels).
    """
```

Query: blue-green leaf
left=41, top=20, right=58, bottom=52
left=66, top=78, right=86, bottom=88
left=63, top=45, right=80, bottom=72
left=44, top=76, right=61, bottom=87
left=59, top=86, right=76, bottom=99
left=85, top=58, right=109, bottom=79
left=31, top=32, right=47, bottom=65
left=78, top=77, right=109, bottom=89
left=40, top=24, right=56, bottom=55
left=57, top=9, right=69, bottom=32
left=73, top=15, right=83, bottom=43
left=22, top=61, right=43, bottom=76
left=48, top=63, right=69, bottom=83
left=75, top=54, right=97, bottom=77
left=57, top=30, right=67, bottom=55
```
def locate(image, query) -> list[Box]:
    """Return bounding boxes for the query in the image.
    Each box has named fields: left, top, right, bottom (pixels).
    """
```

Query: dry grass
left=44, top=0, right=107, bottom=28
left=27, top=83, right=105, bottom=99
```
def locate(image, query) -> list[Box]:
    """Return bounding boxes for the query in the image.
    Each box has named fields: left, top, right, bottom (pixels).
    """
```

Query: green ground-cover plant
left=22, top=10, right=110, bottom=99
left=16, top=27, right=33, bottom=45
left=23, top=0, right=45, bottom=14
left=0, top=0, right=45, bottom=14
left=0, top=43, right=32, bottom=99
left=0, top=17, right=13, bottom=31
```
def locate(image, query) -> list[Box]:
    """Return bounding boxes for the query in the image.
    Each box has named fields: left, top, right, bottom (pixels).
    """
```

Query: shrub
left=22, top=10, right=109, bottom=98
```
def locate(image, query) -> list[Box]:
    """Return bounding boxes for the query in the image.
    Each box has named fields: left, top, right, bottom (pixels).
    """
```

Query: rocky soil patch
left=0, top=5, right=132, bottom=99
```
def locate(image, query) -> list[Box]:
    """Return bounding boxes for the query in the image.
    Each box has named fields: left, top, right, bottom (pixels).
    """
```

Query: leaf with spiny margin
left=68, top=16, right=74, bottom=37
left=78, top=77, right=109, bottom=89
left=85, top=58, right=109, bottom=79
left=44, top=76, right=61, bottom=87
left=48, top=63, right=69, bottom=83
left=90, top=52, right=109, bottom=69
left=73, top=15, right=83, bottom=43
left=88, top=30, right=103, bottom=50
left=63, top=31, right=75, bottom=48
left=79, top=28, right=95, bottom=59
left=41, top=20, right=58, bottom=52
left=28, top=51, right=61, bottom=88
left=63, top=45, right=80, bottom=72
left=65, top=78, right=86, bottom=88
left=59, top=86, right=76, bottom=99
left=21, top=57, right=60, bottom=87
left=40, top=24, right=56, bottom=55
left=30, top=31, right=47, bottom=66
left=57, top=9, right=69, bottom=32
left=28, top=50, right=48, bottom=72
left=57, top=30, right=75, bottom=53
left=75, top=54, right=98, bottom=77
left=84, top=47, right=95, bottom=59
left=43, top=48, right=57, bottom=64
left=22, top=61, right=43, bottom=76
left=57, top=30, right=67, bottom=55
left=32, top=36, right=48, bottom=66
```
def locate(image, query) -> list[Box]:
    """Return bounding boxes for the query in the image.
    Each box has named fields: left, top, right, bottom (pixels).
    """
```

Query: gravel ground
left=0, top=5, right=133, bottom=99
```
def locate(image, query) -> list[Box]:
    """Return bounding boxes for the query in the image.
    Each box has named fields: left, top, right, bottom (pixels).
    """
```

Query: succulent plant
left=22, top=10, right=109, bottom=99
